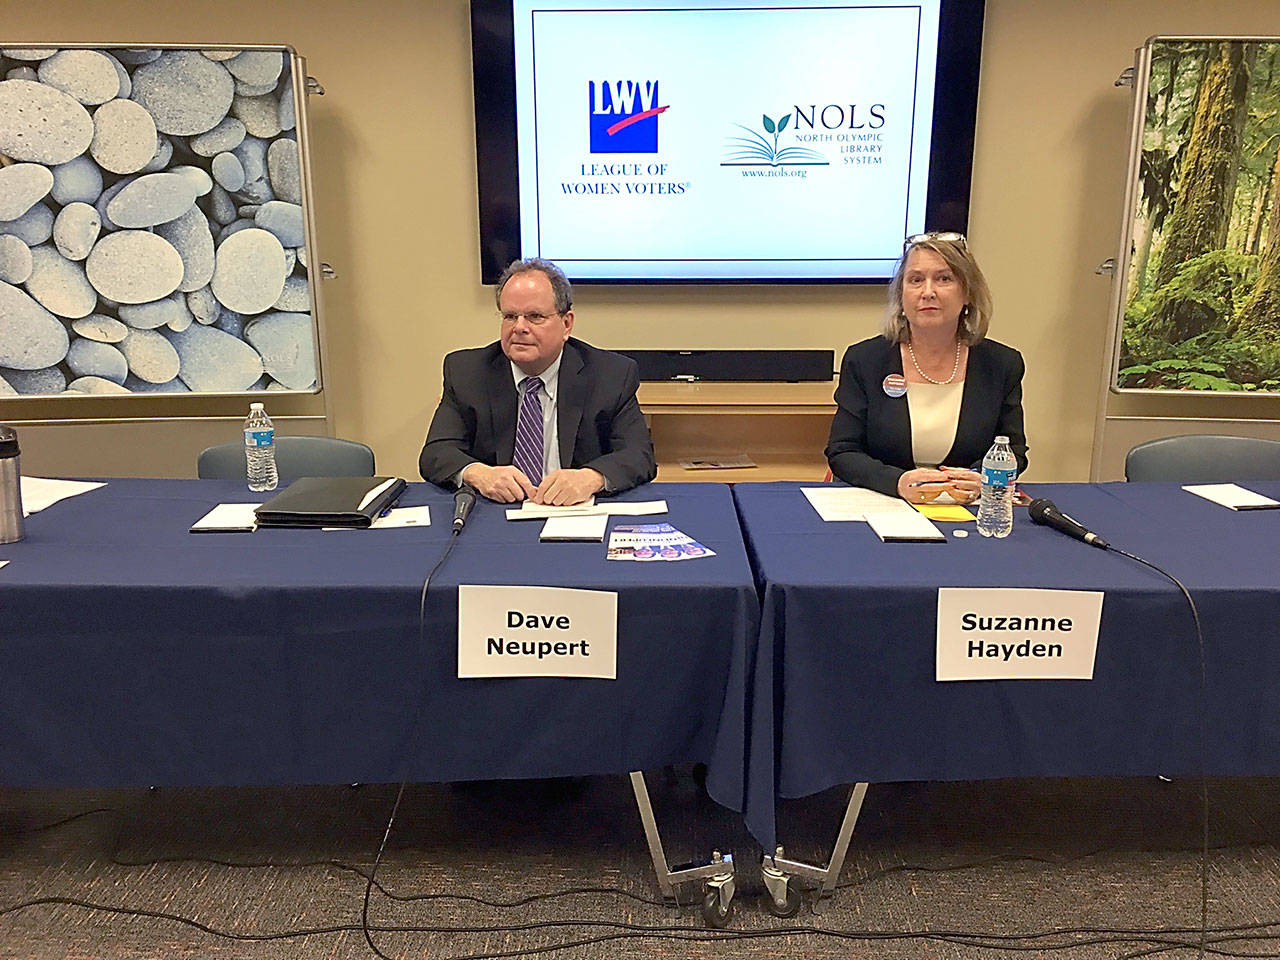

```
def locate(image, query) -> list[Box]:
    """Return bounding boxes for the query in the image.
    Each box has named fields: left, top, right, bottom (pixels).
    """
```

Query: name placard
left=936, top=587, right=1103, bottom=681
left=457, top=585, right=618, bottom=679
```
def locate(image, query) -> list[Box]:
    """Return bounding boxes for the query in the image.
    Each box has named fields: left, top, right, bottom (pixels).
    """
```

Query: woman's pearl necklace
left=907, top=340, right=962, bottom=385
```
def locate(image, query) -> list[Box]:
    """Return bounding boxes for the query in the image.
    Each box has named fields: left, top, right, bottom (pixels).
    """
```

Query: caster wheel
left=764, top=882, right=803, bottom=918
left=702, top=888, right=735, bottom=928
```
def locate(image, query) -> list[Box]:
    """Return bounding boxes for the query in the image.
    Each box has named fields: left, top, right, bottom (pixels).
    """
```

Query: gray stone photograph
left=0, top=45, right=318, bottom=396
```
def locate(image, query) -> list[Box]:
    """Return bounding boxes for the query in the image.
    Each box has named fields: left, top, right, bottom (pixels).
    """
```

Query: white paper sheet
left=323, top=505, right=432, bottom=531
left=801, top=486, right=913, bottom=521
left=506, top=499, right=667, bottom=520
left=540, top=515, right=609, bottom=541
left=506, top=498, right=597, bottom=519
left=370, top=505, right=431, bottom=528
left=603, top=500, right=669, bottom=517
left=1182, top=483, right=1280, bottom=510
left=189, top=503, right=259, bottom=532
left=20, top=477, right=106, bottom=516
left=0, top=561, right=9, bottom=571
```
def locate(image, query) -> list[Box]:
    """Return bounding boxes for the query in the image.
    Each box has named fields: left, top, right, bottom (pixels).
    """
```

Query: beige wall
left=4, top=0, right=1280, bottom=480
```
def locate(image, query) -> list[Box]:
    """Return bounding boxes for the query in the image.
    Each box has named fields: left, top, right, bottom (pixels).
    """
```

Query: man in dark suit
left=420, top=258, right=656, bottom=505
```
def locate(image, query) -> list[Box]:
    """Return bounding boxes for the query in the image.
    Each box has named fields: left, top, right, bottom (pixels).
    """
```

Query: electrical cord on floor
left=1, top=807, right=116, bottom=836
left=104, top=848, right=670, bottom=908
left=347, top=866, right=667, bottom=908
left=99, top=831, right=1274, bottom=911
left=67, top=772, right=1254, bottom=960
left=98, top=832, right=1264, bottom=913
left=833, top=836, right=1259, bottom=891
left=3, top=892, right=1280, bottom=959
left=96, top=777, right=669, bottom=909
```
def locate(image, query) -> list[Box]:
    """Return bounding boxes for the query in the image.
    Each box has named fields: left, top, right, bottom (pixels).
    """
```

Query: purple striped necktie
left=512, top=375, right=545, bottom=484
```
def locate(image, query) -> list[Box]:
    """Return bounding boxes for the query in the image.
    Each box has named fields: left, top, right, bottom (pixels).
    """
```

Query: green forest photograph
left=1119, top=38, right=1280, bottom=393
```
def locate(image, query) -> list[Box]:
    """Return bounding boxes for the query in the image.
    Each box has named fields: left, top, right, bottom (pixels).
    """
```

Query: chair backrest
left=1124, top=434, right=1280, bottom=482
left=198, top=436, right=376, bottom=483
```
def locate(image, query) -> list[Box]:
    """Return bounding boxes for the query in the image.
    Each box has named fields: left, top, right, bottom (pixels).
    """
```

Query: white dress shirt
left=906, top=379, right=964, bottom=467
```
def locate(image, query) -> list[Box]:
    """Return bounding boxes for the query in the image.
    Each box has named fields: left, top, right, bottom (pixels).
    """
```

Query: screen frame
left=471, top=0, right=985, bottom=284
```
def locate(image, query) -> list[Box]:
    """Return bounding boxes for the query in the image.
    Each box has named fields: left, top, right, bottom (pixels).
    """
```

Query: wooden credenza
left=636, top=381, right=836, bottom=483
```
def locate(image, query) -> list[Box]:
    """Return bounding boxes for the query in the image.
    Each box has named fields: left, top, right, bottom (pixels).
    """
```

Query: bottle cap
left=994, top=435, right=1009, bottom=444
left=250, top=402, right=264, bottom=411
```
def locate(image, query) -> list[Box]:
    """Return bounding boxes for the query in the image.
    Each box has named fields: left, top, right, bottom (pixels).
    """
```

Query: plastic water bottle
left=244, top=402, right=278, bottom=492
left=976, top=435, right=1016, bottom=538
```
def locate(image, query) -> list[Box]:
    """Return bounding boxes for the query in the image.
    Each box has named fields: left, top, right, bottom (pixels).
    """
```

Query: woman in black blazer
left=826, top=233, right=1028, bottom=502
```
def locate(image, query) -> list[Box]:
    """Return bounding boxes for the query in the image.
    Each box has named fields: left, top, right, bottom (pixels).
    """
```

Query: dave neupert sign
left=457, top=585, right=618, bottom=679
left=936, top=588, right=1104, bottom=681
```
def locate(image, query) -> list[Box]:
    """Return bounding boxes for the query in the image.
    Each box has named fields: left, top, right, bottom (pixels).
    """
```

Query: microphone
left=1028, top=498, right=1110, bottom=550
left=452, top=484, right=477, bottom=533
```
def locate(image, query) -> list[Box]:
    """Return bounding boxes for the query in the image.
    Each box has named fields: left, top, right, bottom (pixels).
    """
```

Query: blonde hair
left=882, top=237, right=992, bottom=345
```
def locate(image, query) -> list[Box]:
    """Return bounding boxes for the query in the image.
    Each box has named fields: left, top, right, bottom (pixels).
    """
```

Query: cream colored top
left=906, top=380, right=964, bottom=467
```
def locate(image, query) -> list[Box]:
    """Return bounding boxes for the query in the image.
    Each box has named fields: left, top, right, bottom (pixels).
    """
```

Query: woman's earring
left=960, top=304, right=971, bottom=321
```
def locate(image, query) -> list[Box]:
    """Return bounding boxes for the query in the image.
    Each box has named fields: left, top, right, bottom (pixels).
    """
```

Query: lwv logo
left=588, top=80, right=668, bottom=154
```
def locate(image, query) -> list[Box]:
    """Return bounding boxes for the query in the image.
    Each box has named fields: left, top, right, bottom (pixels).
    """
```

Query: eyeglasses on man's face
left=500, top=311, right=561, bottom=326
left=905, top=232, right=967, bottom=249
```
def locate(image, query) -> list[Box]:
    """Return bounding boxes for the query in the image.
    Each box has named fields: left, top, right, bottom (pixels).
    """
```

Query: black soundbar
left=616, top=349, right=834, bottom=383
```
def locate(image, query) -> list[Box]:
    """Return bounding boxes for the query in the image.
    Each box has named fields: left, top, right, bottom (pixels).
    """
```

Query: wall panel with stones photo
left=0, top=45, right=318, bottom=397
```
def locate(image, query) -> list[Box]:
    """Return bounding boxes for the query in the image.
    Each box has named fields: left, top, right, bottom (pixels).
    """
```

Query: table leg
left=761, top=781, right=868, bottom=916
left=628, top=770, right=737, bottom=926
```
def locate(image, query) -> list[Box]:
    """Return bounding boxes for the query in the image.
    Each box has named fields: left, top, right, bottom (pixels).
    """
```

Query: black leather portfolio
left=254, top=476, right=407, bottom=528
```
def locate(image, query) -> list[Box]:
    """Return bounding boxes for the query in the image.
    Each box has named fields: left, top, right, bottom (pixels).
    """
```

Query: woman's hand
left=897, top=467, right=949, bottom=503
left=940, top=466, right=981, bottom=504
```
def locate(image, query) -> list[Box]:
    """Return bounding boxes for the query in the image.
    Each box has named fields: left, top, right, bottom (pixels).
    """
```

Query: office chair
left=1124, top=434, right=1280, bottom=482
left=197, top=436, right=376, bottom=483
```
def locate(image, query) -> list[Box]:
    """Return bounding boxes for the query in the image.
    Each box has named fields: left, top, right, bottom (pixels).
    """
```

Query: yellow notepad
left=913, top=503, right=976, bottom=522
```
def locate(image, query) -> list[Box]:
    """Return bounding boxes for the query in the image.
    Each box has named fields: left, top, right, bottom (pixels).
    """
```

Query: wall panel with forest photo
left=1115, top=37, right=1280, bottom=394
left=0, top=44, right=319, bottom=399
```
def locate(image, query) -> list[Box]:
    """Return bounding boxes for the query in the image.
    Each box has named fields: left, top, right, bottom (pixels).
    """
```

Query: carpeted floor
left=2, top=773, right=1279, bottom=959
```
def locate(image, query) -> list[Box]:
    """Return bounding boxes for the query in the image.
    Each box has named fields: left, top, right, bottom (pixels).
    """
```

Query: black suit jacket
left=825, top=336, right=1029, bottom=496
left=419, top=338, right=656, bottom=493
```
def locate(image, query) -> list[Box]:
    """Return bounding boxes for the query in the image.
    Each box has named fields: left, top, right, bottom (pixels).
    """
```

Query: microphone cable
left=1029, top=499, right=1208, bottom=957
left=1102, top=541, right=1210, bottom=960
left=361, top=502, right=470, bottom=960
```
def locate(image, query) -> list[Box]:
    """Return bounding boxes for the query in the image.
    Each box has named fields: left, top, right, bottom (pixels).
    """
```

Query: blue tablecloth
left=0, top=479, right=757, bottom=820
left=732, top=480, right=1280, bottom=850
